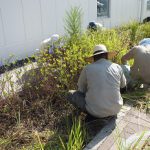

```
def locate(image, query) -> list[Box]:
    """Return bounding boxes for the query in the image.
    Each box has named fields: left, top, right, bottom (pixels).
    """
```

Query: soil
left=0, top=89, right=76, bottom=149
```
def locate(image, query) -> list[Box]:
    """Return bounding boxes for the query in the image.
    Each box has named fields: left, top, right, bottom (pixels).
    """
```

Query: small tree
left=64, top=7, right=83, bottom=38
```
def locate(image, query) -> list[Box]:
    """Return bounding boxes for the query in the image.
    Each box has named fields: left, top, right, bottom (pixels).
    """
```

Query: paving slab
left=84, top=104, right=150, bottom=150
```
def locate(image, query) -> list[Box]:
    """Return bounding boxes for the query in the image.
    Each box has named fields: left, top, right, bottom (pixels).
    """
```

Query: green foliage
left=59, top=118, right=86, bottom=150
left=117, top=22, right=150, bottom=46
left=64, top=7, right=82, bottom=38
left=0, top=138, right=11, bottom=149
left=37, top=29, right=130, bottom=91
left=38, top=8, right=150, bottom=97
left=116, top=21, right=140, bottom=46
left=135, top=23, right=150, bottom=43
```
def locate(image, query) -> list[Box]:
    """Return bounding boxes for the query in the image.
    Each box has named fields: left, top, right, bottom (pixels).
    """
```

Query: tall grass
left=135, top=22, right=150, bottom=43
left=59, top=118, right=86, bottom=150
left=116, top=21, right=140, bottom=46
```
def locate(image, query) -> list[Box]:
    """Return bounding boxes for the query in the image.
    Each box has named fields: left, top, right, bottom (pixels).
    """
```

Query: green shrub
left=36, top=6, right=132, bottom=95
left=116, top=22, right=150, bottom=46
left=36, top=9, right=149, bottom=100
left=37, top=28, right=130, bottom=93
left=135, top=23, right=150, bottom=43
left=116, top=21, right=140, bottom=46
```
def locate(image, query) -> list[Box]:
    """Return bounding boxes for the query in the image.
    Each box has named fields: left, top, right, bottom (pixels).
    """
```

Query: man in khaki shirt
left=121, top=38, right=150, bottom=84
left=68, top=44, right=126, bottom=119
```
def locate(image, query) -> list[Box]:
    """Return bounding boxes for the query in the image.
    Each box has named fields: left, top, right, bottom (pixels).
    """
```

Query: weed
left=59, top=117, right=86, bottom=150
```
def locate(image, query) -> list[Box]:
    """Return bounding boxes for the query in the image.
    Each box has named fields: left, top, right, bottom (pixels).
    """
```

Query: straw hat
left=86, top=44, right=116, bottom=62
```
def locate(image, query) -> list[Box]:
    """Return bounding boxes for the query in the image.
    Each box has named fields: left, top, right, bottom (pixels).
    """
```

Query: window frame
left=147, top=0, right=150, bottom=11
left=97, top=0, right=110, bottom=18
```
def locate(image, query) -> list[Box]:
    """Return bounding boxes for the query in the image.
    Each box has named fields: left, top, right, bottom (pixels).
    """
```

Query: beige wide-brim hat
left=85, top=44, right=117, bottom=62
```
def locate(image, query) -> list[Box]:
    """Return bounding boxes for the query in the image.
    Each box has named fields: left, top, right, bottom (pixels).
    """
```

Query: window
left=147, top=0, right=150, bottom=10
left=97, top=0, right=110, bottom=17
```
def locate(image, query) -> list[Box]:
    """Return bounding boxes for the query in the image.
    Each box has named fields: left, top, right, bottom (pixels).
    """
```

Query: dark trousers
left=67, top=90, right=86, bottom=111
left=67, top=90, right=116, bottom=122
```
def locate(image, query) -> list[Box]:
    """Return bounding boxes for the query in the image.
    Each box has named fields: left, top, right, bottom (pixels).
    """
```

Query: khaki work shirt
left=78, top=59, right=126, bottom=118
left=122, top=45, right=150, bottom=83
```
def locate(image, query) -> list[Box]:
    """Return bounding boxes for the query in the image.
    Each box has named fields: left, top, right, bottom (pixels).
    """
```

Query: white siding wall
left=97, top=0, right=150, bottom=28
left=0, top=0, right=150, bottom=62
left=0, top=0, right=96, bottom=62
left=97, top=0, right=141, bottom=28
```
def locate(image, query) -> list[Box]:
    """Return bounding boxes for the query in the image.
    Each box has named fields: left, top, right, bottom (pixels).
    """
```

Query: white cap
left=139, top=38, right=150, bottom=46
left=51, top=34, right=60, bottom=43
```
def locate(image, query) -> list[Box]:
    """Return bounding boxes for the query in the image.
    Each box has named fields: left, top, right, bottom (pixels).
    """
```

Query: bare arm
left=121, top=47, right=135, bottom=64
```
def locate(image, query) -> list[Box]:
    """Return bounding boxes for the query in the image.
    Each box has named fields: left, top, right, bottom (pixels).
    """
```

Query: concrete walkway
left=84, top=105, right=150, bottom=150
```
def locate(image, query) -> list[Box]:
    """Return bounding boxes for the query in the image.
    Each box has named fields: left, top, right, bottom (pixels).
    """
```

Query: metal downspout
left=139, top=0, right=144, bottom=22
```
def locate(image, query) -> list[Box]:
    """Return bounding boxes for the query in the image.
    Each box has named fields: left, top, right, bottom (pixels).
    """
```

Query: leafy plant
left=64, top=7, right=82, bottom=38
left=116, top=21, right=140, bottom=46
left=59, top=117, right=86, bottom=150
left=135, top=23, right=150, bottom=43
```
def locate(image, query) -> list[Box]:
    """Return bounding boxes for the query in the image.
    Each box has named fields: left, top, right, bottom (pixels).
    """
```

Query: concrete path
left=84, top=105, right=150, bottom=150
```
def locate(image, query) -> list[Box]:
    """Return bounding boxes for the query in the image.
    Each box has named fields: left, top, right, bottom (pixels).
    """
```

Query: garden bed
left=0, top=21, right=150, bottom=149
left=0, top=91, right=75, bottom=149
left=0, top=87, right=149, bottom=149
left=0, top=57, right=36, bottom=75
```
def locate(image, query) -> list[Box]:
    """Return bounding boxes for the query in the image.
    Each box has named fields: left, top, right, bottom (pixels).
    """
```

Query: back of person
left=84, top=59, right=125, bottom=118
left=132, top=45, right=150, bottom=83
left=121, top=38, right=150, bottom=85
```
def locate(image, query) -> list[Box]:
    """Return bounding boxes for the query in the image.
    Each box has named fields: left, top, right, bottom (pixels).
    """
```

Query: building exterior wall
left=97, top=0, right=142, bottom=28
left=0, top=0, right=150, bottom=62
left=0, top=0, right=96, bottom=62
left=97, top=0, right=150, bottom=28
